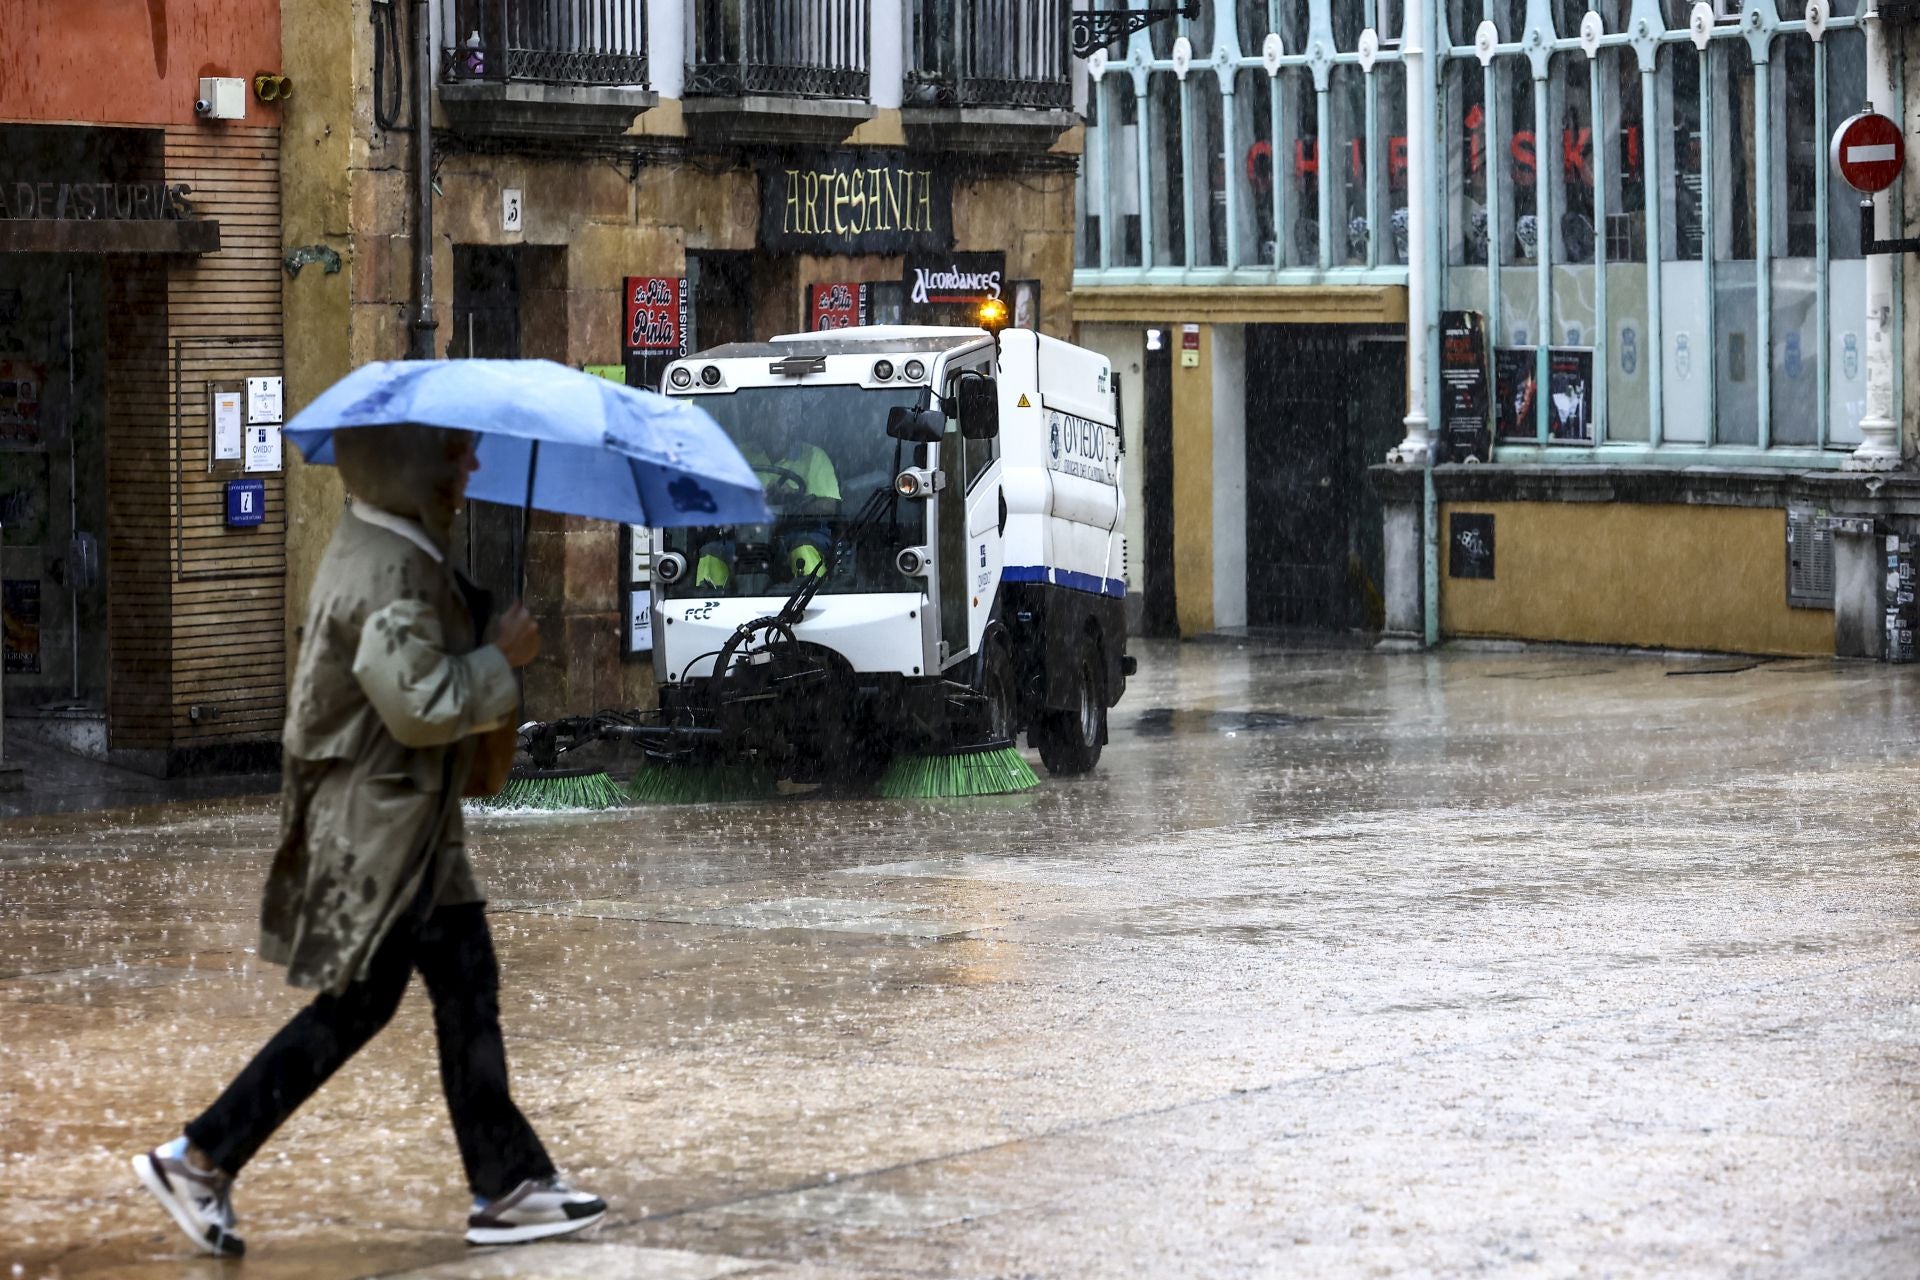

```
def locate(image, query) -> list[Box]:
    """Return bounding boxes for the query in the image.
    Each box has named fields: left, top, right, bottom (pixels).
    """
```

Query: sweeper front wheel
left=1031, top=646, right=1105, bottom=777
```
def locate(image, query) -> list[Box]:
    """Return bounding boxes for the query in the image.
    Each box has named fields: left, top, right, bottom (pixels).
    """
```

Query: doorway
left=1140, top=328, right=1178, bottom=637
left=0, top=255, right=109, bottom=712
left=451, top=245, right=523, bottom=603
left=1244, top=325, right=1405, bottom=631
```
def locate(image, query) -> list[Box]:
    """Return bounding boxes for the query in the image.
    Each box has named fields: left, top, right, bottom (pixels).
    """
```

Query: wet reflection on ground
left=4, top=640, right=1918, bottom=1277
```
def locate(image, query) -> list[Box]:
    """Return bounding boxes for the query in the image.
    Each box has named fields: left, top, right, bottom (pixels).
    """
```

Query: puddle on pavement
left=388, top=1242, right=761, bottom=1280
left=716, top=1185, right=1005, bottom=1230
left=1128, top=708, right=1319, bottom=738
left=515, top=897, right=985, bottom=939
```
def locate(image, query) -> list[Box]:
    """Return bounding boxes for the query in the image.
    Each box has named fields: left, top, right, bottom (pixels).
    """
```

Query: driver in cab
left=696, top=416, right=840, bottom=590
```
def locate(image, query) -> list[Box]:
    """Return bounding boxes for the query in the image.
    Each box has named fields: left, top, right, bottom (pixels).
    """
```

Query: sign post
left=1833, top=110, right=1920, bottom=254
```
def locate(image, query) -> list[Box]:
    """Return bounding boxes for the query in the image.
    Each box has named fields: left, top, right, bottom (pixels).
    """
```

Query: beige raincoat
left=259, top=426, right=518, bottom=995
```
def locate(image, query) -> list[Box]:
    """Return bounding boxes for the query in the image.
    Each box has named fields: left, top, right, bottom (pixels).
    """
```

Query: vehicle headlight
left=668, top=367, right=693, bottom=389
left=655, top=551, right=688, bottom=584
left=903, top=359, right=926, bottom=381
left=873, top=359, right=895, bottom=381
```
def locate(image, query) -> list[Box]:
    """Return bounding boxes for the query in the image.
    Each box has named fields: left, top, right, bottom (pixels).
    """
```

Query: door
left=0, top=255, right=109, bottom=712
left=1140, top=328, right=1177, bottom=636
left=1244, top=325, right=1405, bottom=631
left=451, top=246, right=522, bottom=600
left=935, top=352, right=996, bottom=667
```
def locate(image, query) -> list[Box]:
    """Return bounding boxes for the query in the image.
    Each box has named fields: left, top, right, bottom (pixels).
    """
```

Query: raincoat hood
left=333, top=424, right=473, bottom=549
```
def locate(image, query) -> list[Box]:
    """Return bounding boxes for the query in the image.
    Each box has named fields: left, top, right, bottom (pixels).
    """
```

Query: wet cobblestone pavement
left=4, top=641, right=1919, bottom=1278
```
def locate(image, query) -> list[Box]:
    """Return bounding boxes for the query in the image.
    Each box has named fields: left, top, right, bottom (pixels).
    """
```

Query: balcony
left=682, top=0, right=874, bottom=145
left=902, top=0, right=1074, bottom=154
left=440, top=0, right=657, bottom=141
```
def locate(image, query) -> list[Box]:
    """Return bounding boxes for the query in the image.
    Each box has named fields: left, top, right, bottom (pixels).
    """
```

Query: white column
left=652, top=0, right=685, bottom=99
left=1388, top=0, right=1435, bottom=463
left=870, top=0, right=904, bottom=108
left=1211, top=325, right=1248, bottom=630
left=1847, top=1, right=1901, bottom=470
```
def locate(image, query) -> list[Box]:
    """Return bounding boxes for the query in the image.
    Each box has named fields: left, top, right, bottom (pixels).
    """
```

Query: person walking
left=132, top=424, right=605, bottom=1257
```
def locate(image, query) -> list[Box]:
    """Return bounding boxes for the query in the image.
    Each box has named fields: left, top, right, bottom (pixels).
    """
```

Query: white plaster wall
left=1210, top=324, right=1247, bottom=631
left=653, top=0, right=686, bottom=98
left=870, top=0, right=904, bottom=108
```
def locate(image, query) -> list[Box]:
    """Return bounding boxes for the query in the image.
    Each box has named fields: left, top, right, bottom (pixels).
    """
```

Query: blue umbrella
left=283, top=359, right=771, bottom=529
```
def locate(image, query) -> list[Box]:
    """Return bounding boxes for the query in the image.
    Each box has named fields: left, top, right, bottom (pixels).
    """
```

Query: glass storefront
left=1074, top=0, right=1881, bottom=460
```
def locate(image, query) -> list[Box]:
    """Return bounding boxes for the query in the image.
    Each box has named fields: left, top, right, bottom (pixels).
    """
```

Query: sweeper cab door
left=932, top=351, right=1003, bottom=671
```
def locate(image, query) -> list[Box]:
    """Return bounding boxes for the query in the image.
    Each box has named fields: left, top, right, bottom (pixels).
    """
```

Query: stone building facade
left=285, top=0, right=1082, bottom=720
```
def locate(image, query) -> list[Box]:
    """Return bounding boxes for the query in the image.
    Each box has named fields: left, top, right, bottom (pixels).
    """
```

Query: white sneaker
left=465, top=1176, right=607, bottom=1245
left=133, top=1141, right=245, bottom=1257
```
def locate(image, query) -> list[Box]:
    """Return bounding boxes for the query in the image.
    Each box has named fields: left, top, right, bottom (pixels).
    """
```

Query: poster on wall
left=0, top=451, right=49, bottom=546
left=0, top=359, right=46, bottom=447
left=624, top=276, right=690, bottom=392
left=1547, top=347, right=1595, bottom=443
left=1494, top=348, right=1538, bottom=440
left=3, top=578, right=39, bottom=674
left=809, top=282, right=869, bottom=331
left=1438, top=310, right=1492, bottom=463
left=623, top=276, right=690, bottom=357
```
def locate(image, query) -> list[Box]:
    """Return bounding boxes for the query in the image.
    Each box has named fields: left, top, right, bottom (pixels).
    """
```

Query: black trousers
left=186, top=900, right=555, bottom=1200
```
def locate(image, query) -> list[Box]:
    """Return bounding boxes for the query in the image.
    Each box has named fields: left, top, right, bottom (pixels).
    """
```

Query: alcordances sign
left=761, top=151, right=954, bottom=256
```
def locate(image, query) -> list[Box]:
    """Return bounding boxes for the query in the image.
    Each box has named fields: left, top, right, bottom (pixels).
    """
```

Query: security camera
left=194, top=98, right=213, bottom=116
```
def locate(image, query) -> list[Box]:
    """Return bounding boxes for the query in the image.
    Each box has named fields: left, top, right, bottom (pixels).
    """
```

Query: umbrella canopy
left=283, top=359, right=771, bottom=527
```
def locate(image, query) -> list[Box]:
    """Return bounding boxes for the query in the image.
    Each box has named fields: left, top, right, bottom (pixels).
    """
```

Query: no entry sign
left=1832, top=111, right=1905, bottom=194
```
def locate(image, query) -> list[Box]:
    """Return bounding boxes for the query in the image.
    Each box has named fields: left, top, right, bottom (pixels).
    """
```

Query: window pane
left=1148, top=71, right=1186, bottom=267
left=1772, top=36, right=1820, bottom=447
left=1499, top=51, right=1537, bottom=265
left=1232, top=69, right=1270, bottom=268
left=1604, top=48, right=1646, bottom=262
left=1378, top=61, right=1409, bottom=266
left=1552, top=51, right=1597, bottom=265
left=1329, top=63, right=1368, bottom=265
left=1194, top=74, right=1226, bottom=267
left=1444, top=57, right=1488, bottom=267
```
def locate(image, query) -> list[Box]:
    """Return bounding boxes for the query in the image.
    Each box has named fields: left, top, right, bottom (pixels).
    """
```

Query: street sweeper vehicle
left=513, top=324, right=1132, bottom=802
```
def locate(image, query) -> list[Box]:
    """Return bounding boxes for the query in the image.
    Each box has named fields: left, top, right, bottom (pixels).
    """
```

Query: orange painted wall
left=0, top=0, right=282, bottom=128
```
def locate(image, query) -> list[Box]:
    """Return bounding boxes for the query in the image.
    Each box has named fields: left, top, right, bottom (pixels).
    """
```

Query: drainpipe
left=1847, top=1, right=1901, bottom=469
left=1386, top=0, right=1438, bottom=648
left=408, top=0, right=438, bottom=360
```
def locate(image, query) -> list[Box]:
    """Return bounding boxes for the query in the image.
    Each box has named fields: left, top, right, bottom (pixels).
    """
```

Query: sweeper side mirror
left=956, top=375, right=1000, bottom=440
left=886, top=403, right=945, bottom=444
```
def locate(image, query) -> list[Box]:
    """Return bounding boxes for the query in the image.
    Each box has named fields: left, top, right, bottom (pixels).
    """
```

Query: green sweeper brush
left=874, top=743, right=1040, bottom=800
left=627, top=758, right=777, bottom=805
left=482, top=767, right=628, bottom=812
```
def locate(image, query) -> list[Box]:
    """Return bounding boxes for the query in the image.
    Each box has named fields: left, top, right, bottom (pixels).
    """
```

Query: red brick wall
left=0, top=0, right=282, bottom=128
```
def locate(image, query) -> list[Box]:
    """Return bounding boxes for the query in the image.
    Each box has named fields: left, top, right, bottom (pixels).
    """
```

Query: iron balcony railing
left=685, top=0, right=869, bottom=99
left=443, top=0, right=650, bottom=87
left=907, top=0, right=1071, bottom=111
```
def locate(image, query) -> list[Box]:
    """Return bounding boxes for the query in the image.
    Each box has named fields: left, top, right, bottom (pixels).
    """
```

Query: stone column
left=1387, top=0, right=1435, bottom=465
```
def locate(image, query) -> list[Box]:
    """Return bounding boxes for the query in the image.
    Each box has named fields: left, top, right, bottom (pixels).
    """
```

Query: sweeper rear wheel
left=1031, top=645, right=1105, bottom=776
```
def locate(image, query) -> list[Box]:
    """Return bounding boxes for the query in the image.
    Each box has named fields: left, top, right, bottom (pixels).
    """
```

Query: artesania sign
left=761, top=151, right=954, bottom=256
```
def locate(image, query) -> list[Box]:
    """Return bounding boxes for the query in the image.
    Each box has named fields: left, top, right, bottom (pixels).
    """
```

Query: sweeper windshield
left=662, top=383, right=928, bottom=598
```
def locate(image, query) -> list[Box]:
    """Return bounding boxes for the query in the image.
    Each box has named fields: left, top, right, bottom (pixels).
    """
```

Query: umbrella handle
left=516, top=438, right=538, bottom=600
